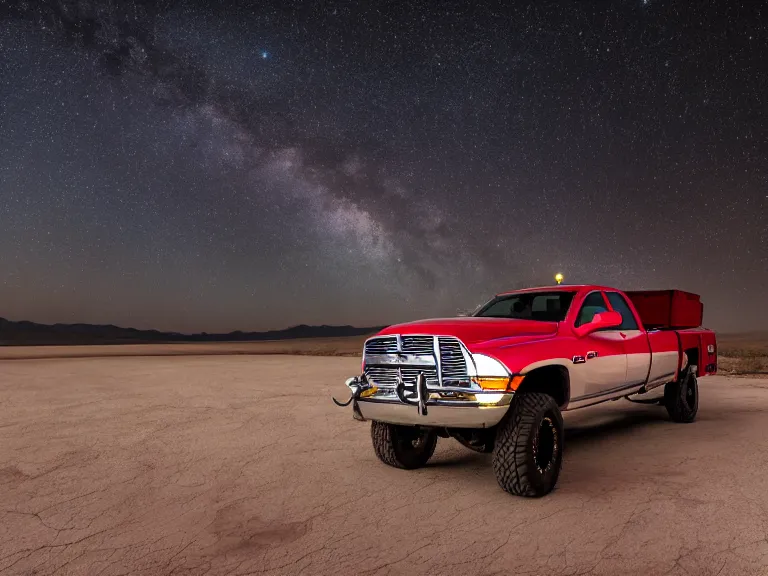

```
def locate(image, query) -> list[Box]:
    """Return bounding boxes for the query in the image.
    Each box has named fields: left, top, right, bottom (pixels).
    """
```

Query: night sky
left=0, top=1, right=766, bottom=333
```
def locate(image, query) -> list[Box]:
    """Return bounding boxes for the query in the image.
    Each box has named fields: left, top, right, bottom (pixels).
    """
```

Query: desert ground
left=2, top=349, right=768, bottom=575
left=0, top=337, right=369, bottom=361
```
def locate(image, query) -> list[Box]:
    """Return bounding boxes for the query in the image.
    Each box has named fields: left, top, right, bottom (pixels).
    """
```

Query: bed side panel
left=646, top=330, right=681, bottom=388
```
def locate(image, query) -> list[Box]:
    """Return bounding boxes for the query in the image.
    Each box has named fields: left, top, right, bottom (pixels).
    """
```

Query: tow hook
left=332, top=376, right=376, bottom=407
left=396, top=372, right=429, bottom=416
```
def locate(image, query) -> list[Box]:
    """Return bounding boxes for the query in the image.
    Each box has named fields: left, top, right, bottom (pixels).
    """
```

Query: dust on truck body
left=334, top=285, right=717, bottom=497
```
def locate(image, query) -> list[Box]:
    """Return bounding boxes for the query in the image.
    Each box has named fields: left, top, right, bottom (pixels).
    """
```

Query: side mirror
left=574, top=310, right=622, bottom=337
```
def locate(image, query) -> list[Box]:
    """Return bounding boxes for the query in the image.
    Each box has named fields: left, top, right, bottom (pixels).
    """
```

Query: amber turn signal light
left=471, top=376, right=510, bottom=390
left=472, top=374, right=525, bottom=392
left=359, top=385, right=378, bottom=398
left=509, top=375, right=525, bottom=391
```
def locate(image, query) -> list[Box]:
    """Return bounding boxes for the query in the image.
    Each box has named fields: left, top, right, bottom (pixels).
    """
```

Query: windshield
left=473, top=291, right=576, bottom=322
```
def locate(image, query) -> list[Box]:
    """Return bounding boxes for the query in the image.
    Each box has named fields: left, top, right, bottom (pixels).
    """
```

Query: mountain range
left=0, top=317, right=385, bottom=346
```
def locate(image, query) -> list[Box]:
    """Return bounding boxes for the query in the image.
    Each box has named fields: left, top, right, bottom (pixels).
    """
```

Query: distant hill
left=0, top=317, right=385, bottom=346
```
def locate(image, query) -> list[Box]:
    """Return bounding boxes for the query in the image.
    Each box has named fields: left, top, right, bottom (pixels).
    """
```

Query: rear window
left=474, top=291, right=576, bottom=322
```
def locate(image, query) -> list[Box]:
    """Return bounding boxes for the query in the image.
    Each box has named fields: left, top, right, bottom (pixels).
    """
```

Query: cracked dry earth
left=2, top=356, right=768, bottom=576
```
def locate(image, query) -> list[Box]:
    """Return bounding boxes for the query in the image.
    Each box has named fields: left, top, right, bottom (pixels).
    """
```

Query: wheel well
left=685, top=347, right=699, bottom=374
left=516, top=365, right=570, bottom=409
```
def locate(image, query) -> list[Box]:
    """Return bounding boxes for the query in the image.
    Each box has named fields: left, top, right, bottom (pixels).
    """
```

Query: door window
left=605, top=292, right=640, bottom=330
left=574, top=292, right=609, bottom=327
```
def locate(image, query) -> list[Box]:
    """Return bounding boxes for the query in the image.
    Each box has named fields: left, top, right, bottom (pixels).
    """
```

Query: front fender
left=470, top=337, right=577, bottom=375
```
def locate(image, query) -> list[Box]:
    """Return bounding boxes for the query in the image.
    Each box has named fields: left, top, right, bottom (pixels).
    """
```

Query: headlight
left=471, top=354, right=512, bottom=390
left=475, top=392, right=507, bottom=404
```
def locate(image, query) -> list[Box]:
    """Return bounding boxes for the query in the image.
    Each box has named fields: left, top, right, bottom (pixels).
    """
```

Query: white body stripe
left=646, top=350, right=679, bottom=389
left=522, top=347, right=680, bottom=411
left=626, top=352, right=652, bottom=385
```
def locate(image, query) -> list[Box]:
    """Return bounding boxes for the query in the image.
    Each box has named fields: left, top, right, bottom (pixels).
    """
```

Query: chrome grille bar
left=364, top=336, right=397, bottom=355
left=400, top=335, right=435, bottom=355
left=438, top=337, right=469, bottom=384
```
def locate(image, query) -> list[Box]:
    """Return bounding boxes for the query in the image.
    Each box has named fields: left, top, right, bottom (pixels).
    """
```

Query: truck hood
left=376, top=317, right=558, bottom=347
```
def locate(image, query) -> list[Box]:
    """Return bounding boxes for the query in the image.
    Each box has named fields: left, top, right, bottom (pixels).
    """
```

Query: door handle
left=586, top=351, right=599, bottom=360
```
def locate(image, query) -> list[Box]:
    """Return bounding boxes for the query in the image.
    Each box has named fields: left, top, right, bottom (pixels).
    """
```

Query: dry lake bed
left=2, top=354, right=768, bottom=575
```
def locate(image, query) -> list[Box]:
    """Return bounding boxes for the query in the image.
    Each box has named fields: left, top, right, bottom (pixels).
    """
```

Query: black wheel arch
left=515, top=364, right=570, bottom=409
left=684, top=347, right=699, bottom=375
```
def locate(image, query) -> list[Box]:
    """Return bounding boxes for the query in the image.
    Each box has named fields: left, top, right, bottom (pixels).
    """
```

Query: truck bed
left=625, top=290, right=704, bottom=330
left=645, top=327, right=717, bottom=384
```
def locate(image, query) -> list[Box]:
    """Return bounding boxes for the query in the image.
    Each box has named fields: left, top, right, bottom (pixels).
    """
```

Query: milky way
left=0, top=1, right=766, bottom=332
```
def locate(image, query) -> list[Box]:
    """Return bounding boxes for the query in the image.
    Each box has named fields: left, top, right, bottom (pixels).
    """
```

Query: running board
left=625, top=395, right=664, bottom=405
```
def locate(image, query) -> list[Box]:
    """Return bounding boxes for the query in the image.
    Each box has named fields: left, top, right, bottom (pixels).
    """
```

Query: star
left=0, top=1, right=763, bottom=334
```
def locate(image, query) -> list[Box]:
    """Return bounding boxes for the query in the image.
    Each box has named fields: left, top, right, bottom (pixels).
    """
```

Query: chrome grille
left=400, top=336, right=435, bottom=355
left=363, top=334, right=470, bottom=387
left=364, top=336, right=397, bottom=355
left=363, top=365, right=399, bottom=387
left=364, top=366, right=439, bottom=388
left=439, top=337, right=470, bottom=383
left=401, top=367, right=439, bottom=387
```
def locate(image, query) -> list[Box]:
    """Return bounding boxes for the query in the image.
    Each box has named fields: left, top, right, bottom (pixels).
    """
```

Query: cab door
left=572, top=291, right=628, bottom=399
left=604, top=291, right=651, bottom=387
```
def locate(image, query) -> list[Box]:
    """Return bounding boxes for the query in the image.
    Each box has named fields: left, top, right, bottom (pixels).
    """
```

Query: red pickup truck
left=334, top=285, right=717, bottom=497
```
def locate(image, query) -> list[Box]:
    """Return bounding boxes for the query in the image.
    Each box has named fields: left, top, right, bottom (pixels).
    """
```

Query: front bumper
left=357, top=396, right=512, bottom=428
left=336, top=376, right=514, bottom=429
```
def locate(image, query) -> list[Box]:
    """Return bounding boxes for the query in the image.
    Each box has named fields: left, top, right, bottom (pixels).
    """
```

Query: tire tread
left=371, top=421, right=437, bottom=469
left=492, top=392, right=563, bottom=497
left=664, top=367, right=698, bottom=423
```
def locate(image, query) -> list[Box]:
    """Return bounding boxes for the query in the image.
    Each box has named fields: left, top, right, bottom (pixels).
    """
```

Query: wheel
left=664, top=366, right=698, bottom=423
left=491, top=392, right=564, bottom=497
left=371, top=421, right=438, bottom=469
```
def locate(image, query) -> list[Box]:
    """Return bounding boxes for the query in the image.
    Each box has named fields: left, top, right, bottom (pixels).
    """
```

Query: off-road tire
left=371, top=422, right=438, bottom=469
left=491, top=392, right=564, bottom=497
left=664, top=366, right=698, bottom=423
